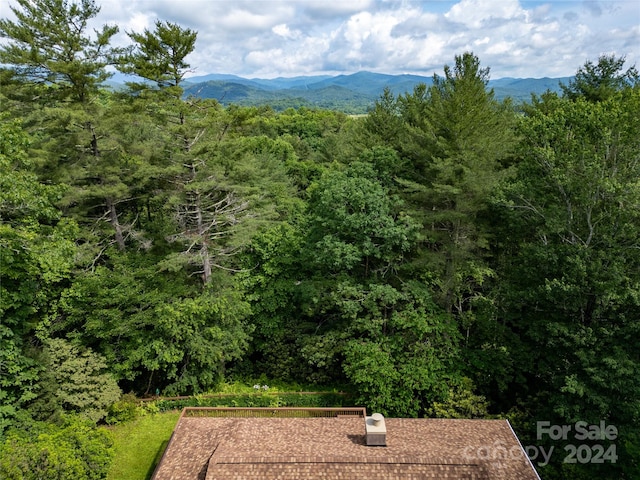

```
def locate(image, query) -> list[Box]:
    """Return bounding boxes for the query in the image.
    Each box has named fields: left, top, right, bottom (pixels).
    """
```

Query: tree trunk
left=107, top=197, right=126, bottom=251
left=195, top=191, right=212, bottom=284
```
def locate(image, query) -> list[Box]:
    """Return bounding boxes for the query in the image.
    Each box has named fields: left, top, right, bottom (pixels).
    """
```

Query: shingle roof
left=152, top=409, right=539, bottom=480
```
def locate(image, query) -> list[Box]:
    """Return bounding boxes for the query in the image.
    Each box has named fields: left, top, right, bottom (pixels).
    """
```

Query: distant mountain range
left=108, top=71, right=572, bottom=113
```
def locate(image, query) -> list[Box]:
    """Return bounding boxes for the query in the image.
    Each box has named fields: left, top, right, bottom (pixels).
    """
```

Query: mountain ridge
left=108, top=71, right=572, bottom=113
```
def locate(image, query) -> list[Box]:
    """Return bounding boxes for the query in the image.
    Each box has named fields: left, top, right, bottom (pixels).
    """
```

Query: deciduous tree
left=494, top=61, right=640, bottom=479
left=0, top=118, right=77, bottom=431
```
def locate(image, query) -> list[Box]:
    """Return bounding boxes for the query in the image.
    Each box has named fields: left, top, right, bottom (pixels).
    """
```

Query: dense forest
left=1, top=1, right=639, bottom=479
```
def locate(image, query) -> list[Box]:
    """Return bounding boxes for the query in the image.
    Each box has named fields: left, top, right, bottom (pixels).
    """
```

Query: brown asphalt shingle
left=152, top=412, right=539, bottom=480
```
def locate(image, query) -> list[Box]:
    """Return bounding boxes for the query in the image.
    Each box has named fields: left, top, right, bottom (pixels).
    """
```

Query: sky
left=1, top=0, right=639, bottom=79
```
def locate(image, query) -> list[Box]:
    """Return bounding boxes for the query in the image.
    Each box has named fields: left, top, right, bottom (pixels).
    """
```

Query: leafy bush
left=0, top=415, right=114, bottom=480
left=105, top=394, right=141, bottom=425
left=427, top=378, right=489, bottom=419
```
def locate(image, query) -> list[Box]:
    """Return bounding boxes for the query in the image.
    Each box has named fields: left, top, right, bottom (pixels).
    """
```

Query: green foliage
left=164, top=131, right=298, bottom=283
left=306, top=162, right=419, bottom=278
left=360, top=54, right=520, bottom=413
left=0, top=415, right=114, bottom=480
left=0, top=329, right=41, bottom=432
left=104, top=393, right=161, bottom=426
left=0, top=118, right=62, bottom=222
left=342, top=281, right=461, bottom=417
left=403, top=52, right=516, bottom=310
left=155, top=289, right=251, bottom=395
left=55, top=257, right=251, bottom=395
left=119, top=20, right=197, bottom=91
left=364, top=87, right=404, bottom=147
left=494, top=63, right=640, bottom=478
left=236, top=222, right=313, bottom=381
left=427, top=377, right=489, bottom=419
left=151, top=391, right=352, bottom=412
left=0, top=118, right=78, bottom=431
left=0, top=0, right=125, bottom=103
left=561, top=54, right=638, bottom=102
left=105, top=394, right=141, bottom=425
left=29, top=339, right=121, bottom=423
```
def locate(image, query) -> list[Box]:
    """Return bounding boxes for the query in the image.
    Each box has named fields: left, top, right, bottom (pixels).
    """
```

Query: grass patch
left=105, top=411, right=181, bottom=480
left=103, top=381, right=351, bottom=478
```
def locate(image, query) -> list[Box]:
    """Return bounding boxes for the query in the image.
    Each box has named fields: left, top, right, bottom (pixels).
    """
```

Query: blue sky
left=2, top=0, right=639, bottom=79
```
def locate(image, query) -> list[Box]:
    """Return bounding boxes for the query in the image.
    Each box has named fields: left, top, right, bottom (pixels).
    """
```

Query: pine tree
left=401, top=53, right=517, bottom=317
left=0, top=0, right=125, bottom=103
left=561, top=54, right=638, bottom=102
left=118, top=20, right=197, bottom=94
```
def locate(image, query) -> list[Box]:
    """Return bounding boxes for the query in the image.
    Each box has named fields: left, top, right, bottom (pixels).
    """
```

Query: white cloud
left=219, top=8, right=283, bottom=32
left=272, top=24, right=301, bottom=40
left=445, top=0, right=526, bottom=28
left=0, top=0, right=638, bottom=78
left=302, top=0, right=375, bottom=19
left=124, top=13, right=152, bottom=33
left=486, top=41, right=514, bottom=55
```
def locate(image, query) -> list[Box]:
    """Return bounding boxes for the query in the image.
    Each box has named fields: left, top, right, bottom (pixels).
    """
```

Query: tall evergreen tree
left=118, top=20, right=197, bottom=92
left=400, top=53, right=517, bottom=322
left=0, top=0, right=125, bottom=103
left=561, top=54, right=639, bottom=102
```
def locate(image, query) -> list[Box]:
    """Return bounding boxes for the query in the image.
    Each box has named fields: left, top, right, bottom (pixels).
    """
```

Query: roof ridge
left=211, top=455, right=486, bottom=465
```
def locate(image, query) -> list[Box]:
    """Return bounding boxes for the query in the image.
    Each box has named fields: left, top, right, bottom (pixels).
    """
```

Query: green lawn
left=103, top=384, right=346, bottom=479
left=105, top=411, right=181, bottom=480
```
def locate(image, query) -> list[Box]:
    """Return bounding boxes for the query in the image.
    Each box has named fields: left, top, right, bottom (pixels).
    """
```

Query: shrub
left=0, top=415, right=114, bottom=480
left=105, top=394, right=140, bottom=425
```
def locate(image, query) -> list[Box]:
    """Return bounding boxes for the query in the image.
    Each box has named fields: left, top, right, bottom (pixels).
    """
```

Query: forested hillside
left=1, top=1, right=639, bottom=479
left=174, top=72, right=569, bottom=113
